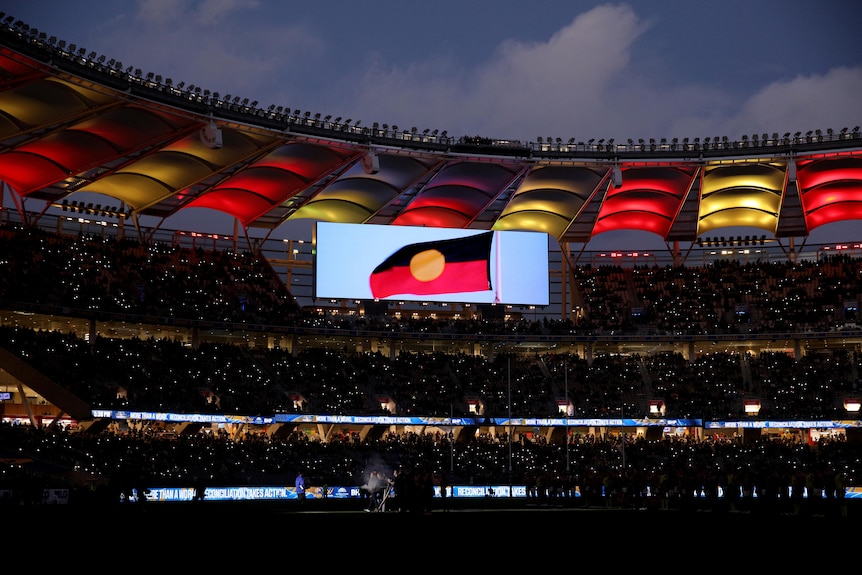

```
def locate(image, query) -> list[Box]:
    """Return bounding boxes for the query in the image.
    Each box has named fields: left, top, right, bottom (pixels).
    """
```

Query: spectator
left=295, top=471, right=306, bottom=506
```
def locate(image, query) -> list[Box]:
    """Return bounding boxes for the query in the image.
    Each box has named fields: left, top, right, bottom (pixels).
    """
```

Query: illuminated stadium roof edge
left=1, top=15, right=861, bottom=249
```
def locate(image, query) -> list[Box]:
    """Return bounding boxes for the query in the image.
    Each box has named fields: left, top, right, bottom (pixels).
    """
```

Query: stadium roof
left=1, top=17, right=861, bottom=247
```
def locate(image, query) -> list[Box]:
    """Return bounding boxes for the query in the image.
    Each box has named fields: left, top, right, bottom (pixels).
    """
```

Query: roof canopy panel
left=0, top=104, right=192, bottom=194
left=591, top=166, right=695, bottom=239
left=494, top=165, right=603, bottom=239
left=0, top=77, right=113, bottom=128
left=186, top=141, right=353, bottom=226
left=698, top=163, right=786, bottom=236
left=391, top=161, right=520, bottom=228
left=798, top=156, right=862, bottom=232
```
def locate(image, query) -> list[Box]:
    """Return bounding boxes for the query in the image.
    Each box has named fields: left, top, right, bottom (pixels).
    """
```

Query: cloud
left=135, top=0, right=259, bottom=26
left=134, top=0, right=188, bottom=25
left=323, top=4, right=731, bottom=142
left=726, top=67, right=862, bottom=137
left=326, top=4, right=861, bottom=143
left=465, top=5, right=646, bottom=141
left=337, top=5, right=650, bottom=141
left=97, top=0, right=322, bottom=106
left=70, top=2, right=861, bottom=145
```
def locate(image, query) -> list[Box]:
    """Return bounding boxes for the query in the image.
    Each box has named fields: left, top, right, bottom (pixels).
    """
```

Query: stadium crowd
left=0, top=417, right=854, bottom=518
left=0, top=224, right=860, bottom=514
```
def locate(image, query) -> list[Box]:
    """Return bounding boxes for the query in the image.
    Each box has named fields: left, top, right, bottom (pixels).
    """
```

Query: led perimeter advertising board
left=314, top=222, right=549, bottom=305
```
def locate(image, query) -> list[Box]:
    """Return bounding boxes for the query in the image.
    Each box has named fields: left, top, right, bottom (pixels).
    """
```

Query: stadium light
left=362, top=150, right=380, bottom=174
left=611, top=164, right=623, bottom=188
left=200, top=120, right=223, bottom=149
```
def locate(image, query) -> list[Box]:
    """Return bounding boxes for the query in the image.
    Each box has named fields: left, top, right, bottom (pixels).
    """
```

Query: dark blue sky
left=7, top=1, right=859, bottom=142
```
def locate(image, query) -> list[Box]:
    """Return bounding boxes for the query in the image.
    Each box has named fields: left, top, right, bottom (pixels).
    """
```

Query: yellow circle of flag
left=409, top=249, right=445, bottom=282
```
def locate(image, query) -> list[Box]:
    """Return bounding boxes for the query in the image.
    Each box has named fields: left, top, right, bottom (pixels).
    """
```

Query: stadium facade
left=0, top=14, right=861, bottom=322
left=0, top=14, right=861, bottom=440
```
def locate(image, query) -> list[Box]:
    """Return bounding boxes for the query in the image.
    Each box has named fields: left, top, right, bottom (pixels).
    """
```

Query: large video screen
left=314, top=222, right=549, bottom=305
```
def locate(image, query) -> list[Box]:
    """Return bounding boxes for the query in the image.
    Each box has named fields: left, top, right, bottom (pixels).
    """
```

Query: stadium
left=1, top=13, right=861, bottom=519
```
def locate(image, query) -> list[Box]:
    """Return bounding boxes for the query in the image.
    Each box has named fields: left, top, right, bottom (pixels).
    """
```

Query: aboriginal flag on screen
left=369, top=232, right=494, bottom=299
